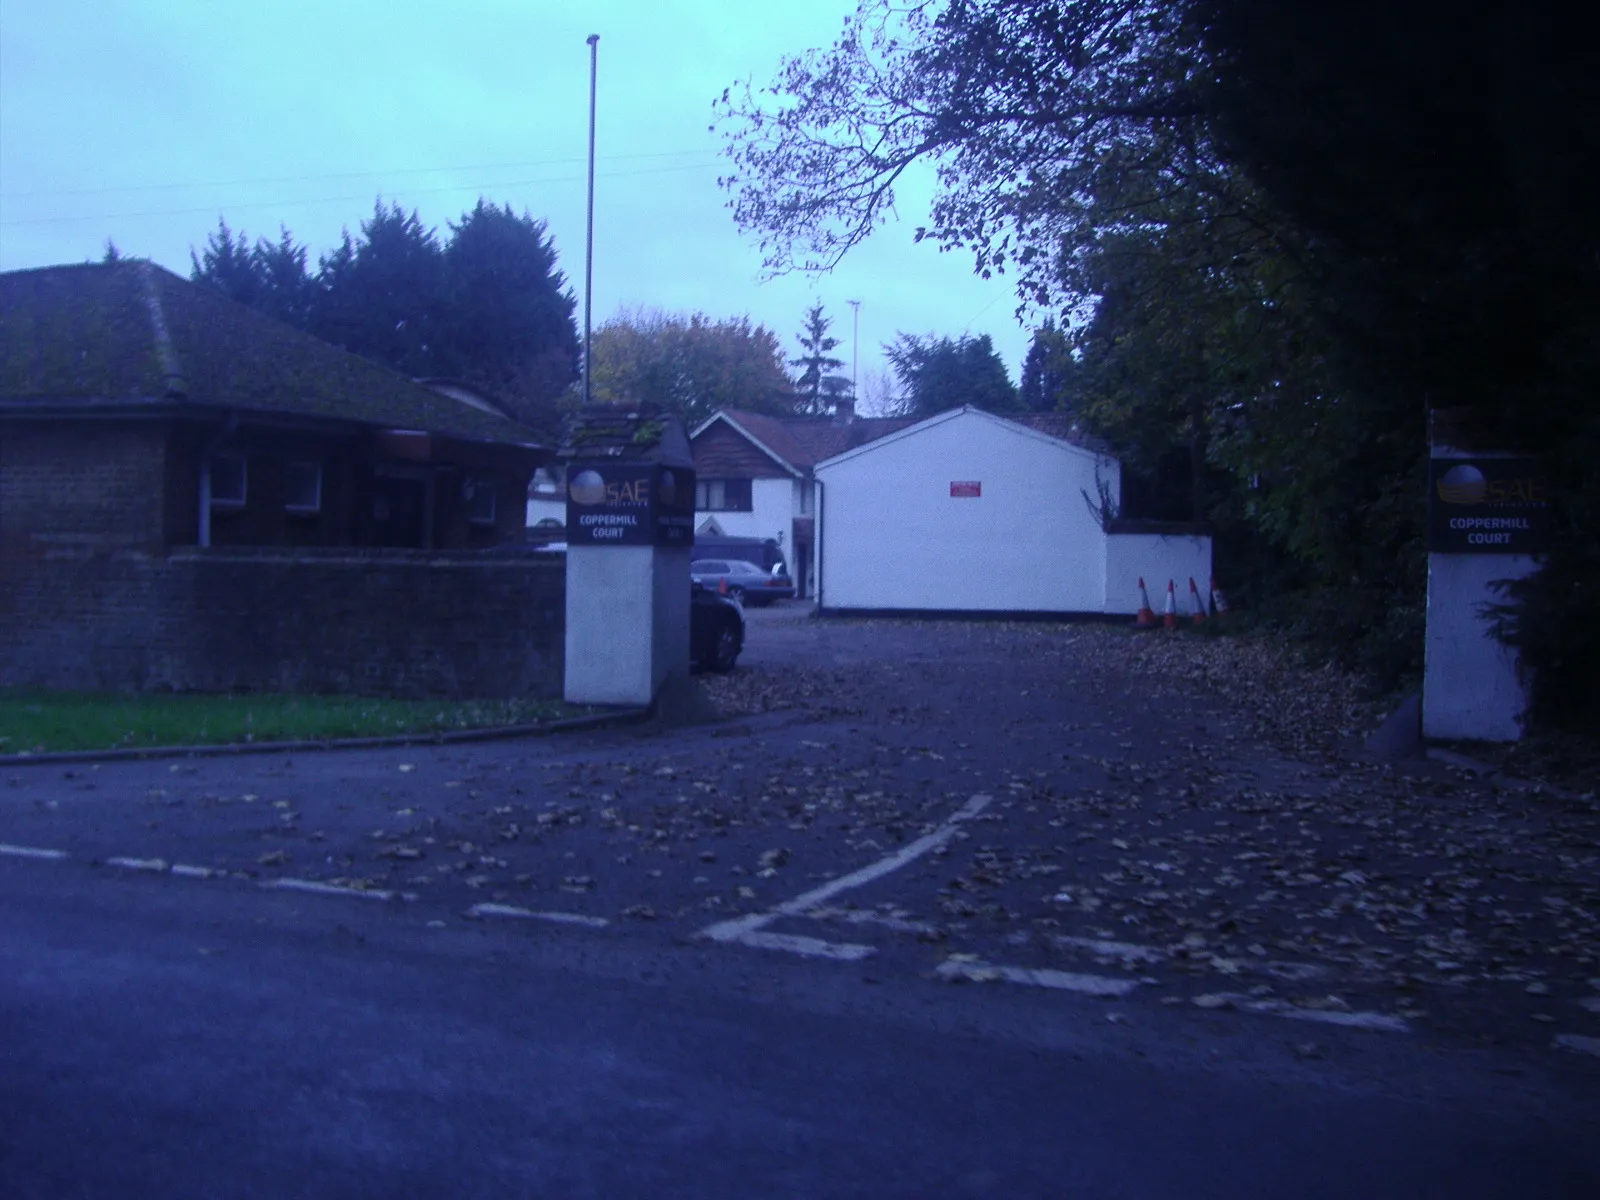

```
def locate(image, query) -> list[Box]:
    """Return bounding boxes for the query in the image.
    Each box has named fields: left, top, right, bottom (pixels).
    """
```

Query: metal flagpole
left=583, top=34, right=599, bottom=408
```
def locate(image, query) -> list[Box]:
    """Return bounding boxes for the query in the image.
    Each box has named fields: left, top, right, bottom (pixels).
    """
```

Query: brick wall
left=1, top=421, right=167, bottom=553
left=0, top=547, right=565, bottom=699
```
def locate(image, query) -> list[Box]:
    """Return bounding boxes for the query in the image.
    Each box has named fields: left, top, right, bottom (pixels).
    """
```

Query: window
left=210, top=455, right=247, bottom=508
left=284, top=461, right=322, bottom=514
left=695, top=477, right=752, bottom=512
left=465, top=478, right=497, bottom=526
left=529, top=466, right=564, bottom=498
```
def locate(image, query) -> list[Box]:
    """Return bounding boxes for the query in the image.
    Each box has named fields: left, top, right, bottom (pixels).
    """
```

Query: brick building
left=1, top=260, right=564, bottom=698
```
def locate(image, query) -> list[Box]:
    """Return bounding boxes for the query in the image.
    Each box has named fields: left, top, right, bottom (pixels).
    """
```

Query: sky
left=0, top=0, right=1036, bottom=406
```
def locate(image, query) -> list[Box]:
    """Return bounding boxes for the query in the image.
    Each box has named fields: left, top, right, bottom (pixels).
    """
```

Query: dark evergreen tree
left=441, top=200, right=579, bottom=429
left=190, top=218, right=262, bottom=309
left=1019, top=321, right=1077, bottom=413
left=790, top=303, right=846, bottom=415
left=885, top=333, right=1017, bottom=418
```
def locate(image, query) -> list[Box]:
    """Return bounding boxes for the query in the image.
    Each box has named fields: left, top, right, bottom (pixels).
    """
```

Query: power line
left=0, top=148, right=713, bottom=201
left=0, top=160, right=719, bottom=228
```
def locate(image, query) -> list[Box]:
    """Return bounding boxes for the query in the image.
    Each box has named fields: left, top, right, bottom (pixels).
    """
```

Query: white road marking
left=170, top=864, right=218, bottom=879
left=698, top=794, right=992, bottom=961
left=106, top=856, right=169, bottom=872
left=809, top=907, right=940, bottom=935
left=735, top=931, right=875, bottom=961
left=936, top=958, right=1138, bottom=997
left=0, top=843, right=69, bottom=861
left=1554, top=1033, right=1600, bottom=1058
left=1192, top=993, right=1409, bottom=1032
left=466, top=903, right=609, bottom=928
left=261, top=878, right=414, bottom=902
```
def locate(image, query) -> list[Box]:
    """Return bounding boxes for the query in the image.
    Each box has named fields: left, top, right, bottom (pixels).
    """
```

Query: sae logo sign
left=1427, top=457, right=1549, bottom=554
left=566, top=462, right=695, bottom=547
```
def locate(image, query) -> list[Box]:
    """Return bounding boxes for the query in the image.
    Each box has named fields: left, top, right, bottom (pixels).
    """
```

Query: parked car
left=690, top=557, right=795, bottom=605
left=690, top=581, right=744, bottom=672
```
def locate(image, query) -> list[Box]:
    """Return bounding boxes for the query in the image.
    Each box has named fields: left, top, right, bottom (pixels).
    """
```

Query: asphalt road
left=2, top=606, right=1597, bottom=1197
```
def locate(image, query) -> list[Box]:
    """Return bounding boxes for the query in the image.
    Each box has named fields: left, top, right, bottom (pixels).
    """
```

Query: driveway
left=2, top=611, right=1597, bottom=1195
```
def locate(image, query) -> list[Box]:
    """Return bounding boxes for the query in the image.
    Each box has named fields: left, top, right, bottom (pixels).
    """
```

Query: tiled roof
left=0, top=261, right=542, bottom=445
left=710, top=410, right=916, bottom=469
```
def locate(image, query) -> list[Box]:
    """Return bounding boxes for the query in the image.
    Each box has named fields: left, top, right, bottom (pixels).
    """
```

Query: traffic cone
left=1134, top=577, right=1158, bottom=628
left=1188, top=576, right=1207, bottom=625
left=718, top=577, right=727, bottom=595
left=1210, top=576, right=1230, bottom=617
left=1162, top=580, right=1178, bottom=630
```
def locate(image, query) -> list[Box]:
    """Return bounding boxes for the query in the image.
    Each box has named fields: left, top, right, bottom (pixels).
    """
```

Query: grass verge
left=0, top=691, right=598, bottom=755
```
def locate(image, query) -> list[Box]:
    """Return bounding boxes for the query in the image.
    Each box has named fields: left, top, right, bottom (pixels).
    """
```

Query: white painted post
left=1421, top=416, right=1550, bottom=741
left=562, top=418, right=696, bottom=707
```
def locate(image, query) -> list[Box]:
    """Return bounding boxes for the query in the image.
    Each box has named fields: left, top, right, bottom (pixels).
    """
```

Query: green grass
left=0, top=691, right=596, bottom=755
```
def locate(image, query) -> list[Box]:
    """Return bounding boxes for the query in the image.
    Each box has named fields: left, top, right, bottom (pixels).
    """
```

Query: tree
left=789, top=303, right=847, bottom=414
left=1189, top=0, right=1600, bottom=718
left=441, top=200, right=579, bottom=430
left=884, top=333, right=1017, bottom=418
left=191, top=218, right=262, bottom=309
left=589, top=307, right=793, bottom=429
left=310, top=200, right=447, bottom=378
left=1018, top=321, right=1076, bottom=413
left=189, top=199, right=582, bottom=436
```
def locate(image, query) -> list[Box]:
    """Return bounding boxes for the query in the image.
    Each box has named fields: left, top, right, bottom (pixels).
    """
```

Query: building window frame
left=695, top=477, right=753, bottom=512
left=209, top=454, right=248, bottom=508
left=284, top=460, right=322, bottom=514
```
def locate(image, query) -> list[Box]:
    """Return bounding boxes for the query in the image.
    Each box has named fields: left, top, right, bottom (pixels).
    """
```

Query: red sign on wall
left=950, top=481, right=982, bottom=498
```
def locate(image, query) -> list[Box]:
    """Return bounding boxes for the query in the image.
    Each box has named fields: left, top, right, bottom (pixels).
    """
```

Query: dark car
left=690, top=557, right=796, bottom=605
left=690, top=581, right=744, bottom=672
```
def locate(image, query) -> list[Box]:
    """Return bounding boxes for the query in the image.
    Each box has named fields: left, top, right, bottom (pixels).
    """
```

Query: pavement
left=2, top=601, right=1598, bottom=1196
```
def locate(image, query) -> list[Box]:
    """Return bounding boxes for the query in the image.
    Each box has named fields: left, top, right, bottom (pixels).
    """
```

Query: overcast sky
left=0, top=0, right=1034, bottom=405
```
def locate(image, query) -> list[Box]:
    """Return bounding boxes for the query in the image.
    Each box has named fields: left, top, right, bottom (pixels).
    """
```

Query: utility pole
left=583, top=34, right=599, bottom=408
left=847, top=299, right=861, bottom=403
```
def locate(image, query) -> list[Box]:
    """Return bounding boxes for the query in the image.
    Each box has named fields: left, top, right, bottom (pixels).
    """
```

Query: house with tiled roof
left=689, top=400, right=914, bottom=598
left=1, top=260, right=563, bottom=698
left=1, top=261, right=546, bottom=554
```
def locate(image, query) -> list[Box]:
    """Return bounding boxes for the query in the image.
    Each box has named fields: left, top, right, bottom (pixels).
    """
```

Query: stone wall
left=0, top=547, right=565, bottom=699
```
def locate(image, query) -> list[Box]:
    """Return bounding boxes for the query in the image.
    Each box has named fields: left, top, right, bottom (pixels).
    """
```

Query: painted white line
left=170, top=864, right=217, bottom=879
left=1554, top=1033, right=1600, bottom=1058
left=261, top=878, right=413, bottom=902
left=1053, top=935, right=1166, bottom=964
left=699, top=794, right=993, bottom=953
left=810, top=908, right=940, bottom=935
left=736, top=931, right=876, bottom=961
left=0, top=843, right=69, bottom=861
left=937, top=958, right=1138, bottom=997
left=466, top=903, right=609, bottom=928
left=768, top=793, right=993, bottom=919
left=106, top=856, right=169, bottom=872
left=1193, top=993, right=1409, bottom=1032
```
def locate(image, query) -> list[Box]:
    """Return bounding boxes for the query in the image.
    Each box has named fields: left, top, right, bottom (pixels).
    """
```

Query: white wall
left=694, top=476, right=795, bottom=560
left=1423, top=552, right=1535, bottom=741
left=565, top=545, right=689, bottom=705
left=816, top=410, right=1117, bottom=612
left=1104, top=533, right=1213, bottom=616
left=526, top=495, right=565, bottom=528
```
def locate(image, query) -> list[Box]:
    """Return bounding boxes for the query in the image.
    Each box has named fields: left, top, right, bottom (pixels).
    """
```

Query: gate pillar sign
left=562, top=412, right=695, bottom=706
left=1422, top=412, right=1550, bottom=741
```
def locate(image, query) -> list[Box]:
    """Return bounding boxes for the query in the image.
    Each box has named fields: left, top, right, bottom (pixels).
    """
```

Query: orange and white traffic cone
left=1134, top=577, right=1158, bottom=628
left=1188, top=576, right=1207, bottom=625
left=1162, top=580, right=1179, bottom=630
left=1210, top=576, right=1230, bottom=617
left=718, top=577, right=728, bottom=595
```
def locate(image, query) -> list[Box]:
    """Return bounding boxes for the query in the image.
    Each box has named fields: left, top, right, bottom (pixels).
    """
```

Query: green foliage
left=589, top=306, right=793, bottom=429
left=0, top=690, right=588, bottom=755
left=884, top=332, right=1017, bottom=418
left=790, top=302, right=847, bottom=414
left=189, top=199, right=579, bottom=435
left=1019, top=321, right=1075, bottom=414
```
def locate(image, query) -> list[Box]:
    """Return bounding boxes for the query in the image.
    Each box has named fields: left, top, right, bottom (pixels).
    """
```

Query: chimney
left=834, top=396, right=855, bottom=424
